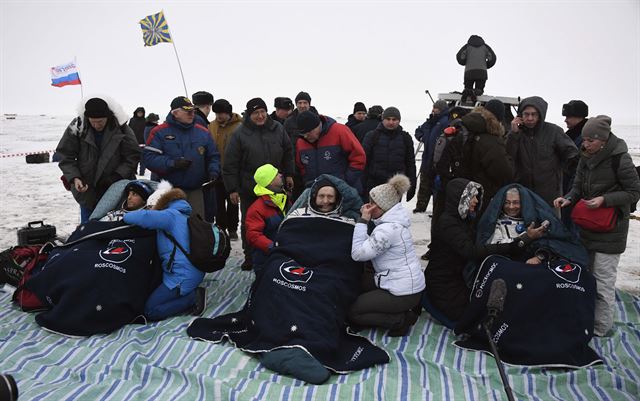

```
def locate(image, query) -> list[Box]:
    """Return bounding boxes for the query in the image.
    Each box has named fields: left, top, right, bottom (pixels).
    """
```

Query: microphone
left=485, top=279, right=507, bottom=328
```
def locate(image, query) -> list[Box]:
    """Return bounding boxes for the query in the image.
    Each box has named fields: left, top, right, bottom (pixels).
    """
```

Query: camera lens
left=0, top=374, right=18, bottom=401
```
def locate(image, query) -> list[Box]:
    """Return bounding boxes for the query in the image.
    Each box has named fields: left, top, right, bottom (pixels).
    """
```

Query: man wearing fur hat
left=192, top=90, right=214, bottom=126
left=295, top=110, right=366, bottom=195
left=144, top=96, right=221, bottom=219
left=507, top=96, right=579, bottom=206
left=245, top=164, right=290, bottom=273
left=209, top=99, right=242, bottom=240
left=223, top=97, right=295, bottom=270
left=57, top=97, right=141, bottom=223
left=270, top=97, right=293, bottom=125
left=124, top=181, right=207, bottom=320
left=349, top=174, right=425, bottom=337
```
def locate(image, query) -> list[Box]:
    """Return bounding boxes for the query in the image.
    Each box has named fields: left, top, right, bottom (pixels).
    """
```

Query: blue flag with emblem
left=139, top=11, right=172, bottom=46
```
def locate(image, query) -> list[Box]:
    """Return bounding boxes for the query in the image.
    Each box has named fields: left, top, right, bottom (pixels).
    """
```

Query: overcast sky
left=1, top=0, right=639, bottom=128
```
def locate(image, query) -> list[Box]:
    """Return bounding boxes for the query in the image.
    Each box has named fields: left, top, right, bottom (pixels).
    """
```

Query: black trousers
left=214, top=181, right=239, bottom=232
left=415, top=173, right=432, bottom=210
left=463, top=78, right=486, bottom=92
left=348, top=266, right=422, bottom=329
left=239, top=192, right=257, bottom=260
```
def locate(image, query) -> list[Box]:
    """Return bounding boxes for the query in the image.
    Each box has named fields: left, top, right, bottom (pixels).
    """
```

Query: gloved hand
left=406, top=186, right=416, bottom=202
left=174, top=158, right=192, bottom=170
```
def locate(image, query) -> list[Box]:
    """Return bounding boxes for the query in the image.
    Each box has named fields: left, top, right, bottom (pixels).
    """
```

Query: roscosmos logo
left=279, top=259, right=314, bottom=284
left=99, top=239, right=132, bottom=264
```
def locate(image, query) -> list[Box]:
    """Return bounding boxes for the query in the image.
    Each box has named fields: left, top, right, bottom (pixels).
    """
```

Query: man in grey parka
left=506, top=96, right=579, bottom=206
left=456, top=35, right=496, bottom=102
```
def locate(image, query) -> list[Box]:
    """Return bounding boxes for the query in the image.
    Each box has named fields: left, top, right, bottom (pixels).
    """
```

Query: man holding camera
left=506, top=96, right=579, bottom=207
left=144, top=96, right=221, bottom=218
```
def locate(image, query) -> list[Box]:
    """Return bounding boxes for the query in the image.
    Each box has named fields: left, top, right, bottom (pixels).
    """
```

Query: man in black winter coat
left=346, top=102, right=367, bottom=132
left=561, top=100, right=589, bottom=193
left=352, top=105, right=384, bottom=143
left=362, top=107, right=416, bottom=201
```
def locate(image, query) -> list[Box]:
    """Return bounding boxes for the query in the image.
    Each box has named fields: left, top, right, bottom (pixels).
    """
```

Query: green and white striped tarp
left=1, top=255, right=638, bottom=400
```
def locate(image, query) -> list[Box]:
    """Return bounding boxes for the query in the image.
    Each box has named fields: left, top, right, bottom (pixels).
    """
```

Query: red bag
left=571, top=199, right=617, bottom=232
left=10, top=245, right=49, bottom=311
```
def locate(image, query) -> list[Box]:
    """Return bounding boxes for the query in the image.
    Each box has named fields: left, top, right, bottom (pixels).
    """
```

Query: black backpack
left=165, top=214, right=230, bottom=273
left=432, top=123, right=474, bottom=182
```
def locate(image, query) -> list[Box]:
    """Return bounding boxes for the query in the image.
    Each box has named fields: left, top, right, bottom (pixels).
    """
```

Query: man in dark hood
left=506, top=96, right=579, bottom=206
left=128, top=107, right=146, bottom=144
left=456, top=35, right=496, bottom=102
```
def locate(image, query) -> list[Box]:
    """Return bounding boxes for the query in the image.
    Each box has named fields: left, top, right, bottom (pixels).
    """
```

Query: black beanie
left=192, top=91, right=214, bottom=106
left=484, top=99, right=505, bottom=121
left=84, top=98, right=110, bottom=118
left=562, top=100, right=588, bottom=118
left=297, top=111, right=321, bottom=134
left=295, top=91, right=311, bottom=103
left=353, top=102, right=367, bottom=114
left=246, top=97, right=268, bottom=113
left=212, top=99, right=232, bottom=114
left=382, top=106, right=401, bottom=120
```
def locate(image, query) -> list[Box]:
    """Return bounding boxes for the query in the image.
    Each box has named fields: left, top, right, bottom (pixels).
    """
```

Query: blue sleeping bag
left=25, top=221, right=162, bottom=336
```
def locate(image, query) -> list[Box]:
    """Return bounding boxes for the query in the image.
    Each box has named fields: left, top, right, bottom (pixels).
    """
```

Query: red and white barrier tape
left=0, top=150, right=55, bottom=158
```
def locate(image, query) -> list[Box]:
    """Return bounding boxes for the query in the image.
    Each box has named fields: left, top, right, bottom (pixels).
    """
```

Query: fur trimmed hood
left=465, top=106, right=505, bottom=137
left=152, top=188, right=188, bottom=211
left=76, top=95, right=130, bottom=127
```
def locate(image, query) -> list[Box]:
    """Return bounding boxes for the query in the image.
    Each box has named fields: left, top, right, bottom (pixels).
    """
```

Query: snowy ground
left=1, top=115, right=638, bottom=294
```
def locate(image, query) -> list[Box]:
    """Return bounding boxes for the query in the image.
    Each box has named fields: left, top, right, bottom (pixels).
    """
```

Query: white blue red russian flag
left=50, top=61, right=81, bottom=87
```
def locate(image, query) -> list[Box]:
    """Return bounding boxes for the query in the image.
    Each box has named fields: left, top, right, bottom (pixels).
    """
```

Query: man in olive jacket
left=57, top=97, right=140, bottom=223
left=507, top=96, right=579, bottom=207
left=223, top=97, right=295, bottom=270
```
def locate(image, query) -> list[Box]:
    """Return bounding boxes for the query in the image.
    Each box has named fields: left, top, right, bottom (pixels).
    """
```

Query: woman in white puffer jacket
left=349, top=174, right=425, bottom=337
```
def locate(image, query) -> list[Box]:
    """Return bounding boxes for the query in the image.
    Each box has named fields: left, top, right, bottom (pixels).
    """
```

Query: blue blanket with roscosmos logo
left=187, top=215, right=390, bottom=373
left=25, top=221, right=162, bottom=336
left=454, top=255, right=601, bottom=368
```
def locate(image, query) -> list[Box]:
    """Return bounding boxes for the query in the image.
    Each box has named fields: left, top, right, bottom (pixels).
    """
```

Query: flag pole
left=162, top=11, right=188, bottom=97
left=74, top=56, right=84, bottom=100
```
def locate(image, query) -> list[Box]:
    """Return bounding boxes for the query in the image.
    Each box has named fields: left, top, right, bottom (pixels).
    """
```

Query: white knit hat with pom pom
left=369, top=174, right=411, bottom=211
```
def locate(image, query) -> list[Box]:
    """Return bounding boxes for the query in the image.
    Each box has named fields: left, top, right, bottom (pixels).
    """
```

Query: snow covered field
left=1, top=114, right=638, bottom=294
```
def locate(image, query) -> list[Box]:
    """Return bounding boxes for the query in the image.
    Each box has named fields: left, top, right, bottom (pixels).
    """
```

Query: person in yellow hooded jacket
left=245, top=164, right=290, bottom=274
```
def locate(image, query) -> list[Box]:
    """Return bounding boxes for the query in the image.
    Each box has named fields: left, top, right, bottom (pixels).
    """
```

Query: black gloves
left=174, top=159, right=192, bottom=170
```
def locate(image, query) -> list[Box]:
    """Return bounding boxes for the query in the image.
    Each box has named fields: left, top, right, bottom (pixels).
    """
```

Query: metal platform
left=437, top=92, right=520, bottom=109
